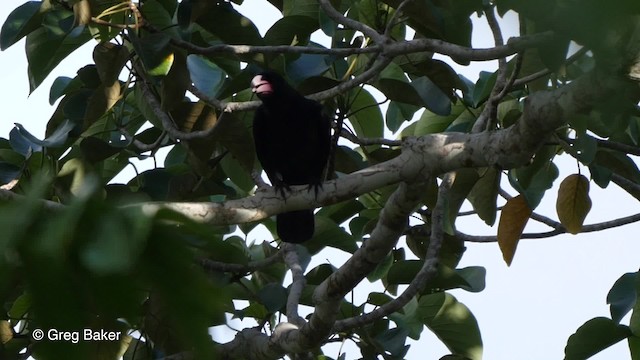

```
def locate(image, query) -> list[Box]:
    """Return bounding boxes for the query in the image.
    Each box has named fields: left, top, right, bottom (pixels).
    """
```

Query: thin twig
left=318, top=0, right=385, bottom=44
left=457, top=212, right=640, bottom=242
left=384, top=0, right=413, bottom=36
left=199, top=250, right=283, bottom=273
left=339, top=129, right=402, bottom=147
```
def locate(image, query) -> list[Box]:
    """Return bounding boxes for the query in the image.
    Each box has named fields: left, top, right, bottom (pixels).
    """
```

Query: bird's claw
left=273, top=181, right=291, bottom=199
left=306, top=181, right=323, bottom=200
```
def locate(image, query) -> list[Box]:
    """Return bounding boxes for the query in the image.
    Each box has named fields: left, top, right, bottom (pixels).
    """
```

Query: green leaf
left=305, top=263, right=336, bottom=285
left=283, top=0, right=319, bottom=17
left=79, top=137, right=120, bottom=164
left=140, top=0, right=176, bottom=35
left=15, top=119, right=75, bottom=148
left=220, top=153, right=254, bottom=193
left=411, top=76, right=451, bottom=116
left=80, top=208, right=151, bottom=275
left=588, top=163, right=612, bottom=189
left=287, top=51, right=332, bottom=83
left=347, top=88, right=384, bottom=143
left=418, top=292, right=483, bottom=360
left=9, top=127, right=42, bottom=156
left=387, top=262, right=485, bottom=293
left=573, top=132, right=598, bottom=165
left=401, top=103, right=466, bottom=137
left=305, top=216, right=357, bottom=254
left=25, top=10, right=92, bottom=92
left=630, top=335, right=640, bottom=360
left=368, top=292, right=393, bottom=307
left=368, top=252, right=393, bottom=282
left=189, top=1, right=262, bottom=45
left=508, top=146, right=559, bottom=209
left=444, top=168, right=480, bottom=234
left=374, top=327, right=410, bottom=358
left=93, top=42, right=130, bottom=85
left=389, top=298, right=426, bottom=340
left=8, top=292, right=32, bottom=322
left=187, top=55, right=227, bottom=97
left=631, top=273, right=640, bottom=337
left=264, top=15, right=318, bottom=46
left=593, top=149, right=640, bottom=184
left=0, top=162, right=22, bottom=184
left=467, top=167, right=500, bottom=226
left=317, top=199, right=365, bottom=225
left=386, top=101, right=419, bottom=133
left=129, top=32, right=174, bottom=76
left=0, top=1, right=43, bottom=50
left=377, top=78, right=426, bottom=107
left=257, top=283, right=288, bottom=313
left=471, top=71, right=497, bottom=107
left=564, top=317, right=630, bottom=360
left=49, top=76, right=81, bottom=105
left=607, top=272, right=638, bottom=324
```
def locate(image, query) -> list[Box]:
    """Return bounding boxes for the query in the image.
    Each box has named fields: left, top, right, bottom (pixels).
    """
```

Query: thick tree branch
left=334, top=175, right=449, bottom=332
left=283, top=244, right=307, bottom=327
left=217, top=181, right=424, bottom=358
left=139, top=68, right=632, bottom=226
left=276, top=181, right=424, bottom=353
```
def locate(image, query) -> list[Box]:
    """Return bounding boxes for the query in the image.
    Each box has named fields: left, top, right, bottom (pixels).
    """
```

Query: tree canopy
left=1, top=0, right=640, bottom=359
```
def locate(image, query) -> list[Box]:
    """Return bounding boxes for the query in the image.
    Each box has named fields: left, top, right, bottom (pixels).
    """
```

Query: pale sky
left=1, top=1, right=639, bottom=359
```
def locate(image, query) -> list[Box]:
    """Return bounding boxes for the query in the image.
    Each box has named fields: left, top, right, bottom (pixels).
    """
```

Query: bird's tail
left=277, top=210, right=315, bottom=243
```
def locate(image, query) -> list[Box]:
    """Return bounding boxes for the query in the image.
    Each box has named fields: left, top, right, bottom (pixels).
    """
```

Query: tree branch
left=138, top=68, right=632, bottom=226
left=199, top=251, right=283, bottom=274
left=318, top=0, right=386, bottom=44
left=334, top=175, right=449, bottom=332
left=283, top=244, right=307, bottom=327
left=457, top=212, right=640, bottom=243
left=217, top=181, right=424, bottom=358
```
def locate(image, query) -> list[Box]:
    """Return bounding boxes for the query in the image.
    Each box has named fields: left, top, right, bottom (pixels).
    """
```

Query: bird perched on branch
left=251, top=71, right=331, bottom=243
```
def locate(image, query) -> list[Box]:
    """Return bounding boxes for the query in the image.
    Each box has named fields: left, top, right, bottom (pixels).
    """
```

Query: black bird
left=251, top=71, right=331, bottom=243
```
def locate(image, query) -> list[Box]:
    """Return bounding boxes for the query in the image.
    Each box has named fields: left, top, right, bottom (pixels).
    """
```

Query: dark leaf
left=190, top=1, right=262, bottom=45
left=607, top=272, right=638, bottom=324
left=187, top=55, right=227, bottom=97
left=49, top=76, right=82, bottom=105
left=418, top=292, right=483, bottom=359
left=0, top=162, right=22, bottom=184
left=25, top=10, right=92, bottom=92
left=264, top=15, right=318, bottom=46
left=305, top=216, right=357, bottom=255
left=564, top=317, right=631, bottom=360
left=0, top=1, right=43, bottom=50
left=374, top=327, right=410, bottom=358
left=411, top=76, right=452, bottom=116
left=257, top=283, right=288, bottom=313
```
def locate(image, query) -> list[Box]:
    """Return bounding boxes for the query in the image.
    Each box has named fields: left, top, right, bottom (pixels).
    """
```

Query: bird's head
left=251, top=71, right=291, bottom=101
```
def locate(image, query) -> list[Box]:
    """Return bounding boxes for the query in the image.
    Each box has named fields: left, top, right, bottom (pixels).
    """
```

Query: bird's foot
left=273, top=181, right=291, bottom=199
left=306, top=181, right=323, bottom=200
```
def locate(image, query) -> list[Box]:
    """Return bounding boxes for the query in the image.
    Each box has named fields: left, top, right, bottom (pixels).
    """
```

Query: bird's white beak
left=251, top=75, right=273, bottom=95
